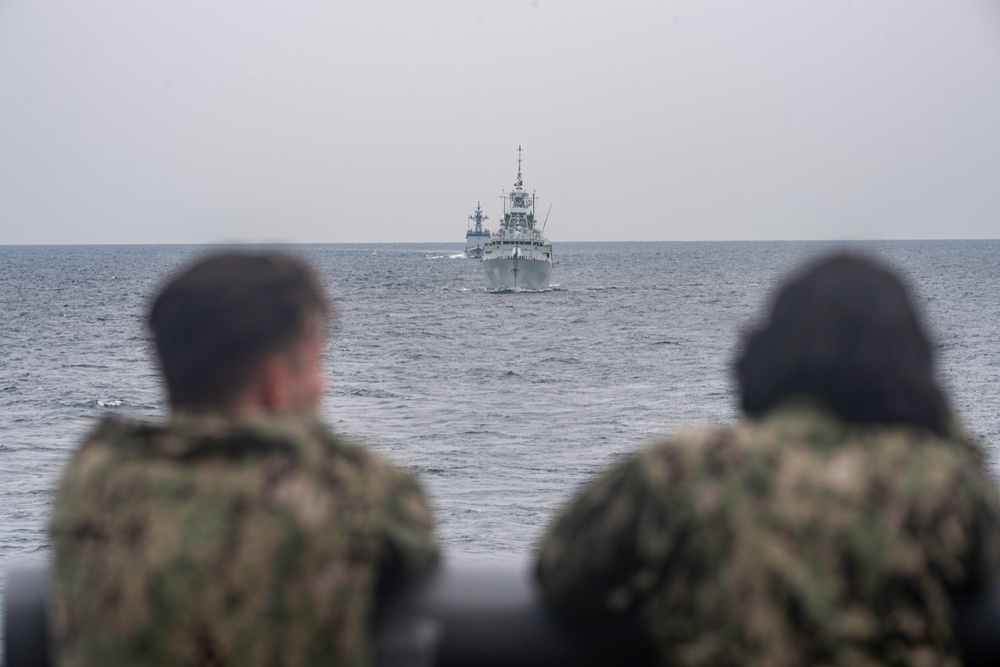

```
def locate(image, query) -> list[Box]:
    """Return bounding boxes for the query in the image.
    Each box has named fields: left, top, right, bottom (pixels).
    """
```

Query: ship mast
left=468, top=201, right=488, bottom=233
left=515, top=145, right=523, bottom=188
left=502, top=145, right=536, bottom=233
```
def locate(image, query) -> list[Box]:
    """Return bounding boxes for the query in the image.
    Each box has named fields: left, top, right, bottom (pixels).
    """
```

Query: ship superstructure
left=482, top=147, right=553, bottom=291
left=465, top=202, right=491, bottom=259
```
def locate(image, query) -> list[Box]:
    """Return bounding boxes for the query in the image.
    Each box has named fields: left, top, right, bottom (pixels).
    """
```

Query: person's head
left=149, top=250, right=332, bottom=416
left=734, top=252, right=949, bottom=435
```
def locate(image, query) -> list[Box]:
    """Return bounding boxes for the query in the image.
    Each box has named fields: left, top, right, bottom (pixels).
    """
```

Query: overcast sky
left=2, top=1, right=999, bottom=244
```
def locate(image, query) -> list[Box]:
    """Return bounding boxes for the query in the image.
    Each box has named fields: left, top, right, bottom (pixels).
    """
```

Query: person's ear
left=259, top=354, right=295, bottom=413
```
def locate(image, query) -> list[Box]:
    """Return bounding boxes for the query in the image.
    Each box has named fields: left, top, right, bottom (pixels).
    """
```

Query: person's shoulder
left=845, top=415, right=991, bottom=483
left=68, top=415, right=155, bottom=464
left=644, top=424, right=739, bottom=453
left=634, top=425, right=743, bottom=485
left=910, top=427, right=1000, bottom=506
left=306, top=424, right=435, bottom=546
left=51, top=417, right=157, bottom=522
left=305, top=422, right=388, bottom=466
left=301, top=422, right=421, bottom=491
left=80, top=415, right=147, bottom=442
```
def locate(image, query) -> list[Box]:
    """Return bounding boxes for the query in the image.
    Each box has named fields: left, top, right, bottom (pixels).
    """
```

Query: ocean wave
left=486, top=287, right=554, bottom=294
left=344, top=387, right=402, bottom=399
left=96, top=399, right=122, bottom=407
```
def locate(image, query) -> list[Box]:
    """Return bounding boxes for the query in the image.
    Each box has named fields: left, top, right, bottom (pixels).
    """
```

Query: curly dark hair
left=734, top=252, right=949, bottom=435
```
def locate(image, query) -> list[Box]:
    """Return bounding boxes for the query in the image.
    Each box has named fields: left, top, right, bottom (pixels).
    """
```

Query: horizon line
left=3, top=237, right=1000, bottom=247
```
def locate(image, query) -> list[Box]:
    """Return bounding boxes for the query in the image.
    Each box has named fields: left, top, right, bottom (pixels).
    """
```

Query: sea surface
left=2, top=240, right=1000, bottom=648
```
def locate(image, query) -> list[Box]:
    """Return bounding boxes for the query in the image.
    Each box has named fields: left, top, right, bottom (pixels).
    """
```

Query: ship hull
left=483, top=256, right=552, bottom=291
left=466, top=232, right=491, bottom=259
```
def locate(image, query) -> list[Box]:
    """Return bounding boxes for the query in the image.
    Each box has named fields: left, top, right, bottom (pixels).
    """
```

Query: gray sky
left=2, top=0, right=999, bottom=244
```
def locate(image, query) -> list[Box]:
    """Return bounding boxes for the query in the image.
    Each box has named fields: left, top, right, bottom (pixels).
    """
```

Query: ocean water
left=2, top=240, right=1000, bottom=645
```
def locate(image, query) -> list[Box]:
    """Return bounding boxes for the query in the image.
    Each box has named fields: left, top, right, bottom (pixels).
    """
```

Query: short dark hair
left=149, top=250, right=331, bottom=409
left=734, top=252, right=949, bottom=435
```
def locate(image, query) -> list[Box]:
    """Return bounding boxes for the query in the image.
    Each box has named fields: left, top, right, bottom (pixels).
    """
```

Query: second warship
left=465, top=203, right=491, bottom=259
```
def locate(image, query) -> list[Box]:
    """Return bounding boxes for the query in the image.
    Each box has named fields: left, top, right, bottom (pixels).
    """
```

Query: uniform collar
left=750, top=398, right=977, bottom=458
left=89, top=412, right=327, bottom=461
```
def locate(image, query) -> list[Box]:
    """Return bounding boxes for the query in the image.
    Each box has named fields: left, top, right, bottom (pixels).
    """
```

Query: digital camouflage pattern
left=538, top=402, right=1000, bottom=667
left=49, top=414, right=438, bottom=667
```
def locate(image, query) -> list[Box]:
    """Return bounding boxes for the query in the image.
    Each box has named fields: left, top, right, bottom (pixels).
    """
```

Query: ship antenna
left=541, top=203, right=553, bottom=234
left=516, top=145, right=523, bottom=187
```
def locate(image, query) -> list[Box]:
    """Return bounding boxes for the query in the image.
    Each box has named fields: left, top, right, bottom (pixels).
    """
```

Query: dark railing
left=6, top=558, right=1000, bottom=667
left=4, top=564, right=49, bottom=667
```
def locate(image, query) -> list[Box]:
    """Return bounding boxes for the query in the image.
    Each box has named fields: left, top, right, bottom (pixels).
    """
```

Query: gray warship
left=482, top=147, right=553, bottom=291
left=465, top=202, right=491, bottom=259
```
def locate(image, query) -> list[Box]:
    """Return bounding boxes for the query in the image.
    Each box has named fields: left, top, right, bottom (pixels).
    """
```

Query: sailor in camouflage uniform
left=49, top=251, right=438, bottom=667
left=537, top=253, right=1000, bottom=666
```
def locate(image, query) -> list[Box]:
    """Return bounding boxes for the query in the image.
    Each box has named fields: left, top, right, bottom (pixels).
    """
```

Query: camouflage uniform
left=537, top=402, right=1000, bottom=667
left=49, top=414, right=438, bottom=667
